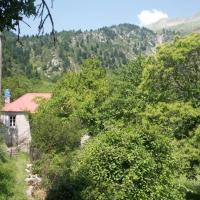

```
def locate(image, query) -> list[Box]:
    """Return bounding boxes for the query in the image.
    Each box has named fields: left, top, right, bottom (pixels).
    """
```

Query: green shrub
left=71, top=127, right=184, bottom=200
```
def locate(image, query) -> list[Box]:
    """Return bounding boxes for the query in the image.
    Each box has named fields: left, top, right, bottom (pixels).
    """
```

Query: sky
left=20, top=0, right=200, bottom=35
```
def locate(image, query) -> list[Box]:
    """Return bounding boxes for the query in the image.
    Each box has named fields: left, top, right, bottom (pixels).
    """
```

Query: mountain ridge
left=3, top=23, right=161, bottom=79
left=148, top=12, right=200, bottom=34
left=2, top=22, right=185, bottom=79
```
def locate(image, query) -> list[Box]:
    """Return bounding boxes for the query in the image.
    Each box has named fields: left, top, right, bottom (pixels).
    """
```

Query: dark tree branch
left=0, top=0, right=56, bottom=43
left=37, top=0, right=56, bottom=44
left=22, top=20, right=31, bottom=28
left=17, top=22, right=20, bottom=41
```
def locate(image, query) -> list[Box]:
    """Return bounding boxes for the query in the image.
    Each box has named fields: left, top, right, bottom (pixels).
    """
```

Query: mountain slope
left=3, top=24, right=179, bottom=79
left=3, top=24, right=158, bottom=79
left=148, top=12, right=200, bottom=34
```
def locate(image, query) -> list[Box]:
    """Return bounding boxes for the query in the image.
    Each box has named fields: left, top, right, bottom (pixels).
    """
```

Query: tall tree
left=0, top=0, right=55, bottom=34
left=0, top=0, right=55, bottom=98
left=0, top=33, right=2, bottom=97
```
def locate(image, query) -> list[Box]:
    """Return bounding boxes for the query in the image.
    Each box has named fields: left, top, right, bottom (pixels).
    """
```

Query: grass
left=8, top=153, right=29, bottom=200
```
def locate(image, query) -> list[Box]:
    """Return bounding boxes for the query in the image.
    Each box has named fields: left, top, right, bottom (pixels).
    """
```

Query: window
left=9, top=116, right=16, bottom=127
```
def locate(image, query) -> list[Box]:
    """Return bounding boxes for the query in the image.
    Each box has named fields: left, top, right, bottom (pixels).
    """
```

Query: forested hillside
left=2, top=24, right=177, bottom=80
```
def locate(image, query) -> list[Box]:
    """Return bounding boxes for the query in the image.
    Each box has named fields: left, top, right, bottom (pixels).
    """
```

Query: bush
left=0, top=144, right=15, bottom=200
left=71, top=127, right=184, bottom=200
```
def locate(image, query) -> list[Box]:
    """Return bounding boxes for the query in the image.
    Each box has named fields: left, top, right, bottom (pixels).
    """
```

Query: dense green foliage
left=70, top=128, right=184, bottom=200
left=0, top=0, right=35, bottom=31
left=1, top=29, right=200, bottom=199
left=0, top=145, right=29, bottom=200
left=29, top=34, right=200, bottom=199
left=31, top=115, right=82, bottom=154
left=1, top=24, right=179, bottom=102
left=3, top=2, right=200, bottom=200
left=0, top=138, right=14, bottom=200
left=0, top=126, right=28, bottom=200
left=139, top=34, right=200, bottom=104
left=2, top=75, right=53, bottom=100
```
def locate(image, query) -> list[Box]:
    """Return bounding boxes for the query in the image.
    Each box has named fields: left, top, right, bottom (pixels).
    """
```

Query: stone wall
left=0, top=112, right=31, bottom=149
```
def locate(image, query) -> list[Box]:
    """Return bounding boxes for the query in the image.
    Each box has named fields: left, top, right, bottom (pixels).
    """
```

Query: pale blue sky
left=20, top=0, right=200, bottom=35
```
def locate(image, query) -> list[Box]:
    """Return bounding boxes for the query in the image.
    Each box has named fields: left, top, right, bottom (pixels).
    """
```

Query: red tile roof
left=1, top=93, right=51, bottom=113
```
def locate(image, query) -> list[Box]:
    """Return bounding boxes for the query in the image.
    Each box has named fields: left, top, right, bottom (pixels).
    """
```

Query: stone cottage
left=0, top=93, right=51, bottom=149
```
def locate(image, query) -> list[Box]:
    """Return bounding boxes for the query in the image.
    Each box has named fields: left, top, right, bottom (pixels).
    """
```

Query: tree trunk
left=0, top=32, right=2, bottom=98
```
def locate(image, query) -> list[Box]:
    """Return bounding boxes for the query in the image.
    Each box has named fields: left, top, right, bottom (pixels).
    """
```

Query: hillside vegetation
left=1, top=19, right=200, bottom=200
left=28, top=34, right=200, bottom=200
left=2, top=24, right=177, bottom=81
left=0, top=137, right=28, bottom=200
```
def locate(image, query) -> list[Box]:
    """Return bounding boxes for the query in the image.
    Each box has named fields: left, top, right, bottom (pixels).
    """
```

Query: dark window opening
left=9, top=116, right=16, bottom=127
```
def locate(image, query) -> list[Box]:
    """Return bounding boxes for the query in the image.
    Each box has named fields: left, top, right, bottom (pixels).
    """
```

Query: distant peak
left=147, top=11, right=200, bottom=34
left=194, top=12, right=200, bottom=17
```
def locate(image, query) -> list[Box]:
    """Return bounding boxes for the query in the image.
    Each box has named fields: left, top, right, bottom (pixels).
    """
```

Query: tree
left=2, top=75, right=33, bottom=100
left=0, top=32, right=2, bottom=97
left=136, top=34, right=200, bottom=199
left=71, top=127, right=184, bottom=200
left=0, top=0, right=55, bottom=98
left=34, top=58, right=109, bottom=135
left=0, top=0, right=35, bottom=32
left=138, top=34, right=200, bottom=104
left=31, top=114, right=82, bottom=154
left=0, top=137, right=15, bottom=199
left=0, top=0, right=55, bottom=35
left=140, top=102, right=200, bottom=139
